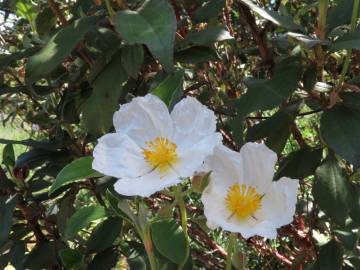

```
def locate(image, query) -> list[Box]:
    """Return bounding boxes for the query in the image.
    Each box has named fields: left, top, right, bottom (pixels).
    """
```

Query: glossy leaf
left=330, top=32, right=360, bottom=51
left=320, top=106, right=360, bottom=168
left=49, top=156, right=101, bottom=195
left=0, top=195, right=17, bottom=247
left=65, top=206, right=107, bottom=239
left=114, top=0, right=176, bottom=72
left=318, top=240, right=344, bottom=270
left=151, top=69, right=184, bottom=108
left=151, top=218, right=187, bottom=265
left=26, top=16, right=100, bottom=83
left=121, top=44, right=144, bottom=79
left=59, top=248, right=84, bottom=270
left=313, top=158, right=352, bottom=225
left=81, top=51, right=127, bottom=136
left=86, top=217, right=122, bottom=254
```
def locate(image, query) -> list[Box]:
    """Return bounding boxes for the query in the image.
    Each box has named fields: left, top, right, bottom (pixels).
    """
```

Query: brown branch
left=47, top=0, right=68, bottom=26
left=238, top=3, right=274, bottom=71
left=290, top=122, right=307, bottom=148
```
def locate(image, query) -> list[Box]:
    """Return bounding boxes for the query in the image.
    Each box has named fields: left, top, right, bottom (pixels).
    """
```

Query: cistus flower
left=92, top=94, right=222, bottom=197
left=201, top=143, right=299, bottom=239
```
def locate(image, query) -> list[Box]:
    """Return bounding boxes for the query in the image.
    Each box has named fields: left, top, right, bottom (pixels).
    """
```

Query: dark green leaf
left=240, top=0, right=304, bottom=32
left=174, top=46, right=220, bottom=64
left=26, top=16, right=101, bottom=83
left=105, top=190, right=137, bottom=225
left=81, top=51, right=127, bottom=136
left=176, top=26, right=233, bottom=50
left=114, top=0, right=176, bottom=72
left=86, top=217, right=122, bottom=254
left=334, top=229, right=358, bottom=250
left=318, top=240, right=344, bottom=270
left=303, top=64, right=317, bottom=92
left=151, top=69, right=184, bottom=108
left=121, top=44, right=144, bottom=79
left=2, top=144, right=15, bottom=167
left=65, top=206, right=107, bottom=239
left=340, top=92, right=360, bottom=110
left=59, top=248, right=84, bottom=270
left=0, top=195, right=17, bottom=247
left=88, top=247, right=119, bottom=270
left=275, top=148, right=323, bottom=180
left=234, top=58, right=303, bottom=118
left=151, top=218, right=187, bottom=265
left=24, top=241, right=61, bottom=269
left=313, top=158, right=352, bottom=225
left=320, top=106, right=360, bottom=168
left=10, top=241, right=26, bottom=270
left=328, top=0, right=360, bottom=30
left=49, top=156, right=101, bottom=195
left=35, top=7, right=56, bottom=38
left=330, top=32, right=360, bottom=51
left=193, top=0, right=225, bottom=22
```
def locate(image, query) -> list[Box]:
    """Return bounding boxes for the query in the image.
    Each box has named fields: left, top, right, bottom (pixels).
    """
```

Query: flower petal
left=113, top=94, right=173, bottom=147
left=92, top=133, right=150, bottom=178
left=174, top=133, right=222, bottom=178
left=201, top=182, right=278, bottom=239
left=171, top=96, right=217, bottom=147
left=239, top=142, right=277, bottom=193
left=203, top=145, right=244, bottom=189
left=114, top=170, right=181, bottom=197
left=259, top=177, right=299, bottom=228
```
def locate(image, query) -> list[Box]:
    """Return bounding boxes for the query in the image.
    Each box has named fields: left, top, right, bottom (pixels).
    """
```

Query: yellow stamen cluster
left=225, top=183, right=262, bottom=220
left=143, top=137, right=178, bottom=173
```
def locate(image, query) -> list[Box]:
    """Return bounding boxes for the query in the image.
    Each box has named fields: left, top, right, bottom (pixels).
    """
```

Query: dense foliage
left=1, top=0, right=360, bottom=269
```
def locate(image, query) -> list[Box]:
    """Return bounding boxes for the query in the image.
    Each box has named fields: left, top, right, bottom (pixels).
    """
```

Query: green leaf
left=174, top=46, right=220, bottom=64
left=313, top=158, right=352, bottom=225
left=318, top=240, right=344, bottom=270
left=105, top=190, right=137, bottom=225
left=114, top=0, right=176, bottom=72
left=340, top=92, right=360, bottom=110
left=81, top=51, right=127, bottom=136
left=0, top=195, right=17, bottom=247
left=88, top=247, right=119, bottom=270
left=328, top=0, right=360, bottom=30
left=35, top=7, right=57, bottom=38
left=320, top=106, right=360, bottom=168
left=151, top=218, right=187, bottom=265
left=176, top=26, right=233, bottom=50
left=26, top=16, right=100, bottom=83
left=275, top=148, right=323, bottom=180
left=2, top=144, right=15, bottom=167
left=334, top=229, right=358, bottom=250
left=49, top=157, right=101, bottom=195
left=303, top=64, right=317, bottom=92
left=240, top=0, right=304, bottom=32
left=121, top=45, right=144, bottom=79
left=24, top=241, right=61, bottom=269
left=10, top=241, right=26, bottom=270
left=65, top=206, right=107, bottom=239
left=15, top=0, right=37, bottom=31
left=151, top=69, right=184, bottom=108
left=330, top=32, right=360, bottom=51
left=59, top=248, right=84, bottom=270
left=234, top=58, right=303, bottom=118
left=193, top=0, right=225, bottom=22
left=86, top=217, right=122, bottom=254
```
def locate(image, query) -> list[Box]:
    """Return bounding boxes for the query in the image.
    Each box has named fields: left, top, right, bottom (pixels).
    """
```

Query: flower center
left=143, top=137, right=178, bottom=173
left=225, top=183, right=263, bottom=220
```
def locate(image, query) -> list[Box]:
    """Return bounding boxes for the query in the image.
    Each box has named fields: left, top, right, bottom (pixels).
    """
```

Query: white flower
left=92, top=94, right=222, bottom=197
left=201, top=143, right=298, bottom=239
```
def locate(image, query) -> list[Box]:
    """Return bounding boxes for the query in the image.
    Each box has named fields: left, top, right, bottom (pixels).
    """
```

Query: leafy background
left=0, top=0, right=360, bottom=269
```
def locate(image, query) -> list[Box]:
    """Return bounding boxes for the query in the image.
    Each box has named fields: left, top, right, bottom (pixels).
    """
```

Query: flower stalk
left=225, top=232, right=237, bottom=270
left=104, top=0, right=115, bottom=19
left=174, top=186, right=190, bottom=270
left=142, top=224, right=158, bottom=270
left=337, top=0, right=360, bottom=88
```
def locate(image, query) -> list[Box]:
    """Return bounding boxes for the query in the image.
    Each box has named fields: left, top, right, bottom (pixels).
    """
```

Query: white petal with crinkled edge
left=259, top=177, right=299, bottom=228
left=114, top=169, right=181, bottom=197
left=203, top=145, right=244, bottom=189
left=239, top=142, right=278, bottom=194
left=113, top=94, right=173, bottom=147
left=92, top=133, right=150, bottom=178
left=201, top=182, right=278, bottom=239
left=174, top=133, right=222, bottom=178
left=171, top=96, right=217, bottom=148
